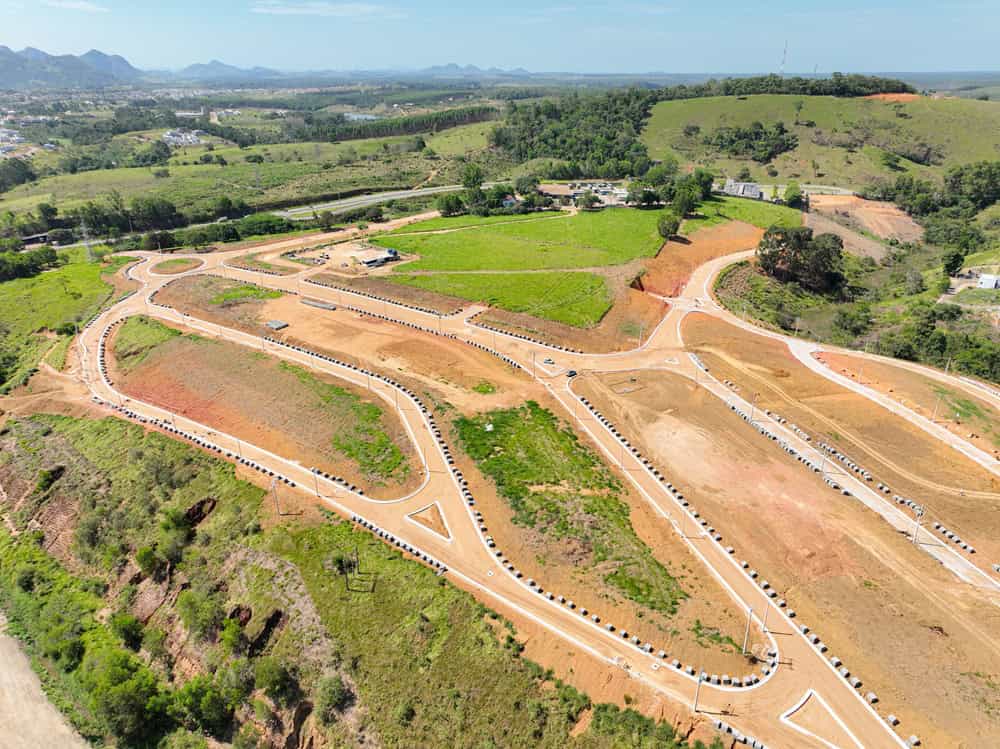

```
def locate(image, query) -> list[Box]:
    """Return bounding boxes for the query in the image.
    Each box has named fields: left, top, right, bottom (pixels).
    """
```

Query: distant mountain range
left=1, top=46, right=997, bottom=92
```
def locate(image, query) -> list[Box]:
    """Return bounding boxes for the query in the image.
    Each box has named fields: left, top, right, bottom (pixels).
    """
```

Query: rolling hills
left=641, top=94, right=1000, bottom=189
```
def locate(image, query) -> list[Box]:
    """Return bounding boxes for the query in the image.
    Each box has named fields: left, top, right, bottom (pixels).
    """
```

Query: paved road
left=278, top=184, right=497, bottom=220
left=64, top=242, right=934, bottom=749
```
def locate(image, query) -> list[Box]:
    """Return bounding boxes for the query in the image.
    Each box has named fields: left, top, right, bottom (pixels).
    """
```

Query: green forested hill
left=641, top=94, right=1000, bottom=189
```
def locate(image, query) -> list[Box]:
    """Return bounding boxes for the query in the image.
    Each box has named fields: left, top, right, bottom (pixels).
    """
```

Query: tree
left=577, top=191, right=600, bottom=210
left=110, top=613, right=144, bottom=651
left=172, top=675, right=232, bottom=736
left=515, top=175, right=539, bottom=196
left=318, top=210, right=335, bottom=230
left=784, top=181, right=803, bottom=208
left=942, top=248, right=965, bottom=276
left=905, top=269, right=927, bottom=295
left=461, top=162, right=485, bottom=191
left=757, top=226, right=845, bottom=293
left=436, top=193, right=465, bottom=217
left=672, top=184, right=699, bottom=217
left=657, top=210, right=681, bottom=240
left=737, top=166, right=752, bottom=181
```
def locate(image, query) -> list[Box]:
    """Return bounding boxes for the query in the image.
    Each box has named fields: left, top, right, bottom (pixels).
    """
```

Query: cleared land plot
left=158, top=275, right=532, bottom=412
left=151, top=257, right=203, bottom=275
left=952, top=287, right=1000, bottom=306
left=109, top=316, right=419, bottom=496
left=392, top=271, right=612, bottom=327
left=808, top=195, right=924, bottom=243
left=680, top=196, right=802, bottom=236
left=424, top=121, right=493, bottom=155
left=803, top=211, right=887, bottom=260
left=575, top=366, right=1000, bottom=749
left=682, top=313, right=1000, bottom=559
left=309, top=272, right=470, bottom=315
left=817, top=351, right=1000, bottom=451
left=453, top=401, right=755, bottom=672
left=641, top=220, right=764, bottom=297
left=373, top=208, right=665, bottom=271
left=642, top=94, right=1000, bottom=188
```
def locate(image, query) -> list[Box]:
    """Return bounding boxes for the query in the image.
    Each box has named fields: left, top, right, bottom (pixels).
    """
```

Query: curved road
left=69, top=235, right=995, bottom=748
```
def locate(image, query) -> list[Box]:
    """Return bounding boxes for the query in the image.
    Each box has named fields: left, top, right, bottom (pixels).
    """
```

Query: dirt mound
left=642, top=221, right=765, bottom=298
left=809, top=195, right=923, bottom=243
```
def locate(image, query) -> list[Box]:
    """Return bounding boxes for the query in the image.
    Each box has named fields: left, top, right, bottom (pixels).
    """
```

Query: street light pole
left=693, top=668, right=704, bottom=713
left=742, top=606, right=753, bottom=655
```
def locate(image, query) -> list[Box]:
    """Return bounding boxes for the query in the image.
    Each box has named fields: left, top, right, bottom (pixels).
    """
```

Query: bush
left=254, top=657, right=296, bottom=705
left=315, top=674, right=353, bottom=725
left=110, top=612, right=144, bottom=651
left=176, top=589, right=223, bottom=640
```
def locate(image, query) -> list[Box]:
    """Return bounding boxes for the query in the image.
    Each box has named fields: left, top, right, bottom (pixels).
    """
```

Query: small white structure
left=723, top=178, right=764, bottom=200
left=977, top=274, right=999, bottom=289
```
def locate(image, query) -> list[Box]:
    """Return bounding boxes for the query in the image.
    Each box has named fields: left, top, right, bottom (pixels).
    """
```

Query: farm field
left=574, top=365, right=1000, bottom=748
left=642, top=94, right=1000, bottom=188
left=385, top=210, right=567, bottom=233
left=374, top=208, right=665, bottom=271
left=109, top=316, right=419, bottom=496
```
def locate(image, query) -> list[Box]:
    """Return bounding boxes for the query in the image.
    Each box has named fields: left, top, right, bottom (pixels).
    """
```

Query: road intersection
left=71, top=237, right=1000, bottom=748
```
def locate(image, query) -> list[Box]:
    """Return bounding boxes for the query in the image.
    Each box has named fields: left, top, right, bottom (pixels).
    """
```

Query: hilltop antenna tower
left=780, top=40, right=788, bottom=77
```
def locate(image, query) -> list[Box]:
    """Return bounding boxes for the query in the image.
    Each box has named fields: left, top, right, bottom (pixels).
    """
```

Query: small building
left=362, top=248, right=400, bottom=269
left=723, top=178, right=764, bottom=200
left=977, top=274, right=999, bottom=289
left=266, top=320, right=288, bottom=331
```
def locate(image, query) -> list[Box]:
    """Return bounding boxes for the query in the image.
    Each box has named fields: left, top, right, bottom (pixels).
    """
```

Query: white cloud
left=41, top=0, right=109, bottom=12
left=250, top=1, right=404, bottom=19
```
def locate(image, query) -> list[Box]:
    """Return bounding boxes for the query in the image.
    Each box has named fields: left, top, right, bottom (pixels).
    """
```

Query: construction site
left=4, top=198, right=1000, bottom=749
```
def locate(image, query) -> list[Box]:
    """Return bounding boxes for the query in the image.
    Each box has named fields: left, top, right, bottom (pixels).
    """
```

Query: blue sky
left=2, top=0, right=997, bottom=73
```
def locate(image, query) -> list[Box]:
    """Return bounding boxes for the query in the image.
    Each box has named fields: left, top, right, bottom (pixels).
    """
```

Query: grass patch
left=278, top=361, right=409, bottom=483
left=209, top=284, right=283, bottom=305
left=152, top=258, right=201, bottom=274
left=112, top=316, right=183, bottom=374
left=681, top=195, right=802, bottom=235
left=43, top=335, right=74, bottom=371
left=374, top=207, right=664, bottom=271
left=472, top=381, right=496, bottom=395
left=390, top=271, right=612, bottom=327
left=454, top=402, right=687, bottom=615
left=386, top=211, right=565, bottom=234
left=952, top=287, right=1000, bottom=306
left=0, top=251, right=133, bottom=393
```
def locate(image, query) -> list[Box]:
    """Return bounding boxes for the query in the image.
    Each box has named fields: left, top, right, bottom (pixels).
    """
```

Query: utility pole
left=762, top=604, right=770, bottom=634
left=693, top=668, right=704, bottom=713
left=742, top=606, right=753, bottom=655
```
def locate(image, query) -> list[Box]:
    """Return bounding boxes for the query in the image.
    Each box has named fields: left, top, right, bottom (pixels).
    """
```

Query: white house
left=977, top=274, right=1000, bottom=289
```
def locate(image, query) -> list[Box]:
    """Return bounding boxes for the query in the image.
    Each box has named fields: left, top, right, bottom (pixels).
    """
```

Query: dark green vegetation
left=0, top=248, right=132, bottom=393
left=703, top=121, right=798, bottom=163
left=454, top=402, right=687, bottom=615
left=489, top=74, right=912, bottom=179
left=0, top=414, right=716, bottom=748
left=642, top=94, right=1000, bottom=188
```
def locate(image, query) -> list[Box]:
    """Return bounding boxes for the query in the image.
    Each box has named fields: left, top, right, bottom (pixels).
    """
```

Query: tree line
left=488, top=74, right=913, bottom=179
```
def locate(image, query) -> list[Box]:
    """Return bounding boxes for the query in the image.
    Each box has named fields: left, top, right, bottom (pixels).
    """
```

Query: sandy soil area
left=804, top=211, right=887, bottom=259
left=108, top=321, right=422, bottom=499
left=0, top=614, right=89, bottom=749
left=683, top=313, right=1000, bottom=563
left=641, top=221, right=765, bottom=298
left=575, top=366, right=1000, bottom=748
left=808, top=195, right=924, bottom=243
left=408, top=502, right=450, bottom=539
left=864, top=93, right=922, bottom=103
left=818, top=351, right=1000, bottom=454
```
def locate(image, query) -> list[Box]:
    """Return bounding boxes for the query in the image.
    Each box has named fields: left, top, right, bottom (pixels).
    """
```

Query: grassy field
left=209, top=283, right=283, bottom=305
left=0, top=413, right=710, bottom=749
left=387, top=210, right=566, bottom=234
left=0, top=249, right=132, bottom=393
left=454, top=402, right=688, bottom=615
left=681, top=195, right=803, bottom=235
left=425, top=121, right=494, bottom=156
left=953, top=287, right=1000, bottom=306
left=392, top=271, right=613, bottom=327
left=151, top=257, right=201, bottom=274
left=111, top=315, right=181, bottom=373
left=642, top=94, right=1000, bottom=189
left=374, top=207, right=664, bottom=271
